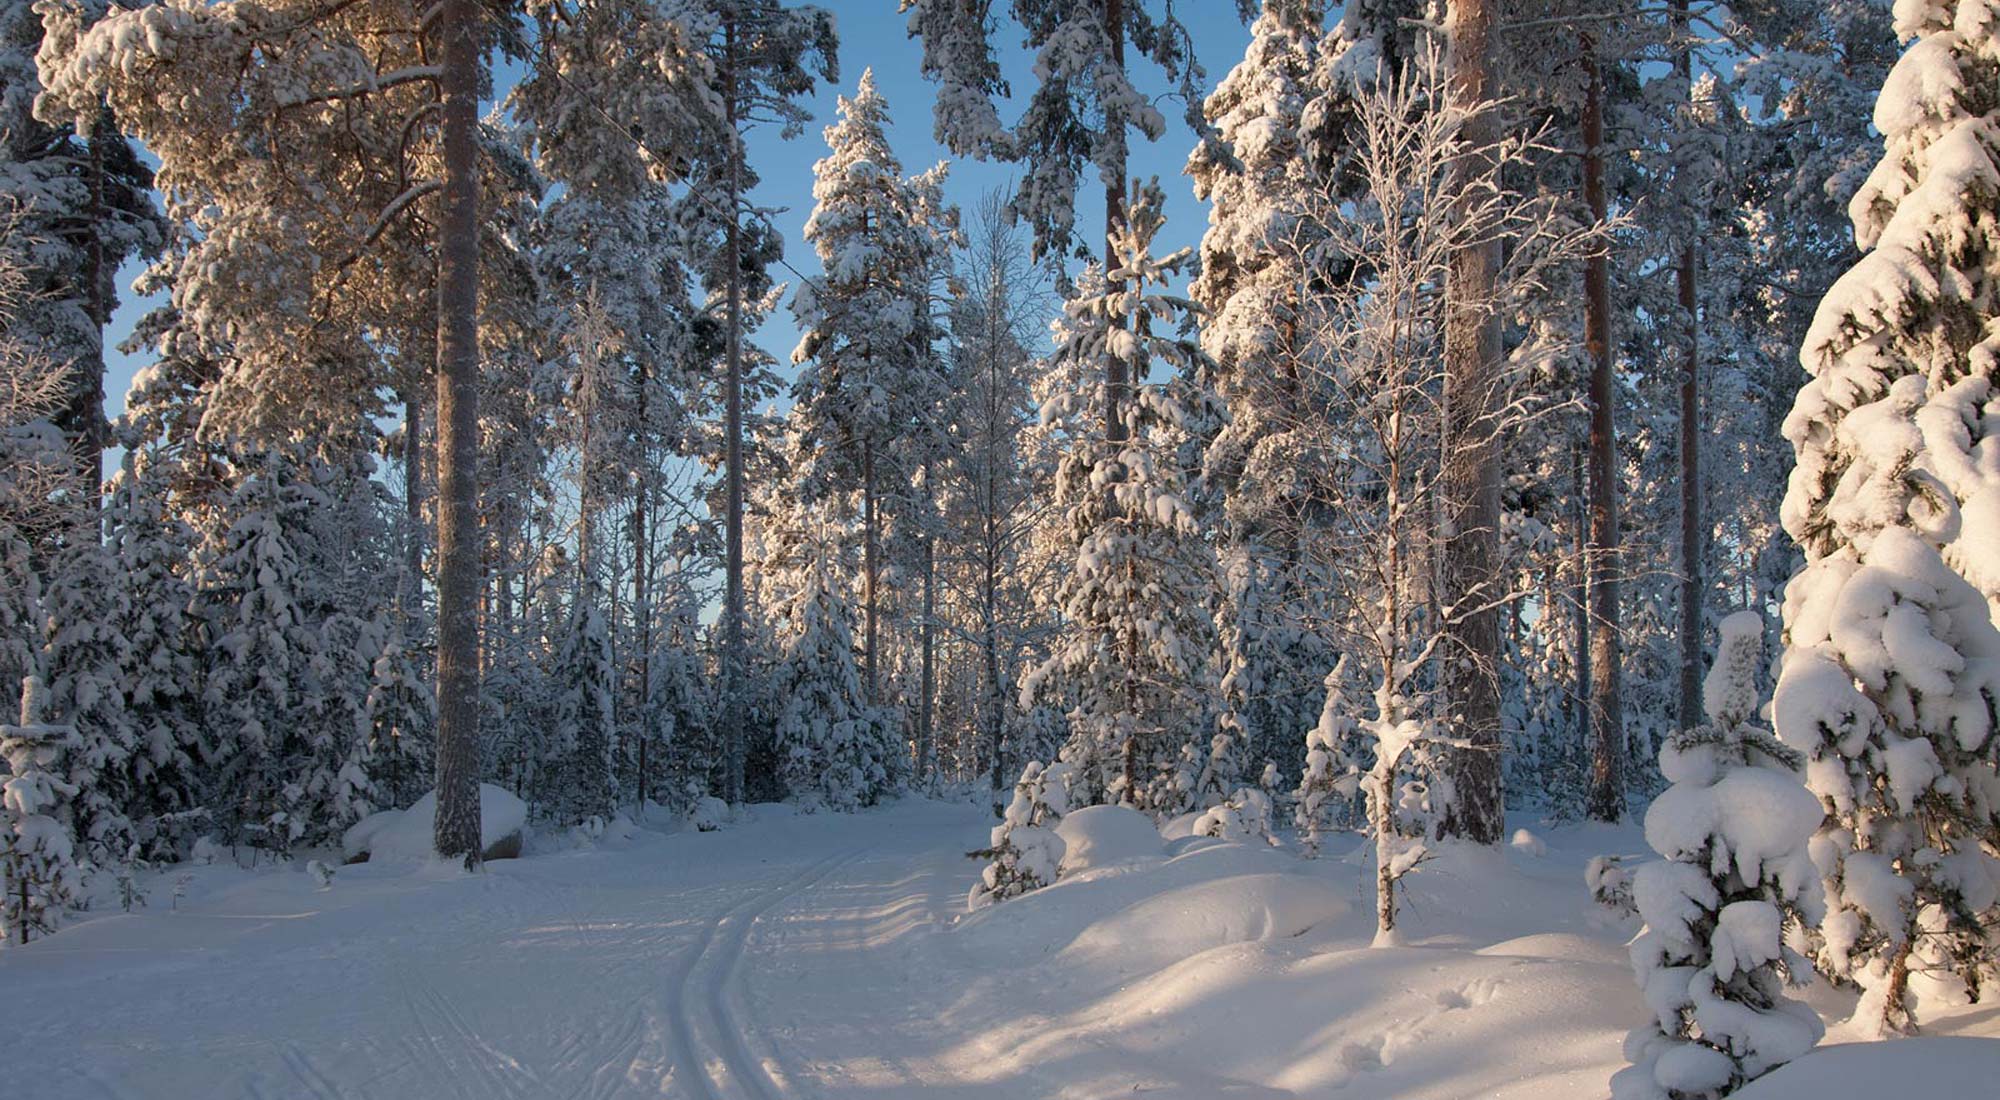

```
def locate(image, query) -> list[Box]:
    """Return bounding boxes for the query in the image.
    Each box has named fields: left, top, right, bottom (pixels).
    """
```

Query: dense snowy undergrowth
left=4, top=798, right=1995, bottom=1099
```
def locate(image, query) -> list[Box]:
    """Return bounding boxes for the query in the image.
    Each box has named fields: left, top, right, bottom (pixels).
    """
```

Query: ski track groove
left=668, top=849, right=861, bottom=1100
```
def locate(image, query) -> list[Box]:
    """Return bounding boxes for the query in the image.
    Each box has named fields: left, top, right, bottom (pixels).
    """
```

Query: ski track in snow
left=667, top=848, right=861, bottom=1100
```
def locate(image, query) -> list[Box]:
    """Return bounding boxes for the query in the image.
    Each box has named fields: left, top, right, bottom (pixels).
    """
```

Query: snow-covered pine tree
left=902, top=0, right=1211, bottom=267
left=1, top=675, right=80, bottom=944
left=1771, top=0, right=2000, bottom=1036
left=1, top=0, right=162, bottom=494
left=968, top=759, right=1071, bottom=909
left=1022, top=180, right=1220, bottom=816
left=1614, top=612, right=1825, bottom=1100
left=791, top=69, right=957, bottom=708
left=1189, top=0, right=1336, bottom=786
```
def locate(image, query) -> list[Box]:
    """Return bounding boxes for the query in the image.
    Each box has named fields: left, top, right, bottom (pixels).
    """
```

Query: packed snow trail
left=2, top=801, right=989, bottom=1100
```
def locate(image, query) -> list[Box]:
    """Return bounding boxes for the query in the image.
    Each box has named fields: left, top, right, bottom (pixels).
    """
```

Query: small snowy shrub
left=1294, top=657, right=1362, bottom=856
left=968, top=761, right=1071, bottom=909
left=1194, top=787, right=1277, bottom=846
left=1614, top=612, right=1826, bottom=1100
left=306, top=859, right=335, bottom=890
left=1588, top=855, right=1638, bottom=920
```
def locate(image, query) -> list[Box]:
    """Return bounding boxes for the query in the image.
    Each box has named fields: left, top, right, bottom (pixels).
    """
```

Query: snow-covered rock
left=1055, top=804, right=1165, bottom=875
left=341, top=785, right=528, bottom=863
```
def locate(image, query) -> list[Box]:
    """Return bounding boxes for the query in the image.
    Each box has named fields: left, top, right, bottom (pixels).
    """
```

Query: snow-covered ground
left=6, top=798, right=1997, bottom=1099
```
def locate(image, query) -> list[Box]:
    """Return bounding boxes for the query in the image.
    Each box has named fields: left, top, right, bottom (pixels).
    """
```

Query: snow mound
left=1735, top=1037, right=2000, bottom=1099
left=1055, top=804, right=1165, bottom=875
left=1510, top=828, right=1547, bottom=857
left=690, top=796, right=729, bottom=832
left=1063, top=872, right=1350, bottom=967
left=341, top=784, right=528, bottom=863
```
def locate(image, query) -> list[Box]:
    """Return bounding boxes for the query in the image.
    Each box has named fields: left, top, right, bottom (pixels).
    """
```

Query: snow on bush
left=1615, top=613, right=1825, bottom=1100
left=690, top=796, right=730, bottom=833
left=1773, top=0, right=2000, bottom=1037
left=968, top=761, right=1071, bottom=909
left=1057, top=803, right=1167, bottom=875
left=341, top=784, right=528, bottom=864
left=1294, top=657, right=1362, bottom=855
left=1193, top=787, right=1277, bottom=846
left=1589, top=855, right=1638, bottom=920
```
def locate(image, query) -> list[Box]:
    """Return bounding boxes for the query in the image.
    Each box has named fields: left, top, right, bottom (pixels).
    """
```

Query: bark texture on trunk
left=1103, top=0, right=1128, bottom=446
left=1436, top=0, right=1505, bottom=845
left=1672, top=0, right=1703, bottom=734
left=1582, top=41, right=1625, bottom=823
left=720, top=16, right=748, bottom=806
left=432, top=0, right=484, bottom=865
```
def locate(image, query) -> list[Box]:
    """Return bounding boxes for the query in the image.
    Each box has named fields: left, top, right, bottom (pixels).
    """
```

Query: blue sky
left=100, top=1, right=1255, bottom=423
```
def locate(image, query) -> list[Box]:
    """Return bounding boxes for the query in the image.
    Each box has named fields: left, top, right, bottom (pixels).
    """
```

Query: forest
left=2, top=0, right=1998, bottom=1098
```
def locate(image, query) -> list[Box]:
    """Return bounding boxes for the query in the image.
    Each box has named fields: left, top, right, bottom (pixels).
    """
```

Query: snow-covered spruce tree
left=773, top=553, right=898, bottom=812
left=548, top=591, right=618, bottom=826
left=39, top=539, right=135, bottom=868
left=1021, top=180, right=1220, bottom=816
left=193, top=448, right=381, bottom=855
left=1, top=675, right=80, bottom=944
left=968, top=759, right=1072, bottom=909
left=1190, top=0, right=1337, bottom=780
left=1771, top=0, right=2000, bottom=1037
left=102, top=447, right=203, bottom=857
left=1295, top=655, right=1363, bottom=855
left=1614, top=612, right=1826, bottom=1100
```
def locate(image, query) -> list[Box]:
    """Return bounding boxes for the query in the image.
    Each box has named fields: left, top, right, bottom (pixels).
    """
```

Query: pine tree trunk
left=721, top=17, right=748, bottom=806
left=862, top=440, right=879, bottom=705
left=1582, top=40, right=1625, bottom=823
left=1102, top=0, right=1128, bottom=445
left=64, top=107, right=113, bottom=522
left=431, top=0, right=484, bottom=866
left=1436, top=0, right=1505, bottom=845
left=919, top=517, right=936, bottom=783
left=1672, top=0, right=1703, bottom=734
left=400, top=386, right=424, bottom=614
left=632, top=462, right=651, bottom=811
left=1571, top=439, right=1591, bottom=762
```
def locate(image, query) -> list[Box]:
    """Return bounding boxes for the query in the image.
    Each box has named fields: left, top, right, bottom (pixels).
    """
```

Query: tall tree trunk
left=1436, top=0, right=1505, bottom=845
left=1582, top=39, right=1626, bottom=823
left=1571, top=438, right=1591, bottom=764
left=1672, top=0, right=1703, bottom=733
left=432, top=0, right=484, bottom=865
left=862, top=439, right=879, bottom=704
left=400, top=385, right=424, bottom=614
left=63, top=108, right=113, bottom=520
left=918, top=504, right=936, bottom=782
left=632, top=461, right=652, bottom=812
left=720, top=16, right=748, bottom=806
left=1102, top=0, right=1128, bottom=445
